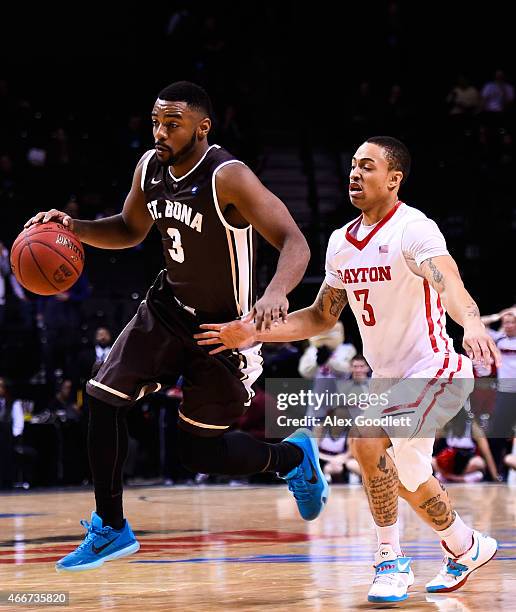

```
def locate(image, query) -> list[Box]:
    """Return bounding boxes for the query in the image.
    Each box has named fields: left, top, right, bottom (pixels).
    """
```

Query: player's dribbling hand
left=24, top=209, right=74, bottom=230
left=252, top=290, right=289, bottom=332
left=463, top=322, right=502, bottom=368
left=194, top=313, right=257, bottom=355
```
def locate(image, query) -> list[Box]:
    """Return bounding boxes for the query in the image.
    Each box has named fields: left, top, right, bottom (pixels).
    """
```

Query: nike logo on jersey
left=337, top=266, right=392, bottom=284
left=92, top=537, right=119, bottom=555
left=151, top=178, right=161, bottom=184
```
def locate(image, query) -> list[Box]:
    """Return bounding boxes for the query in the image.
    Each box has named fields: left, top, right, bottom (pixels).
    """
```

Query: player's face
left=151, top=99, right=211, bottom=167
left=349, top=143, right=401, bottom=210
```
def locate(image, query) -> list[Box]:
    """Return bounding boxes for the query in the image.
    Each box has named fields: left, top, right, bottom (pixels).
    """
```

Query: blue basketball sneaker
left=368, top=544, right=414, bottom=603
left=425, top=530, right=497, bottom=593
left=280, top=428, right=329, bottom=521
left=55, top=511, right=140, bottom=572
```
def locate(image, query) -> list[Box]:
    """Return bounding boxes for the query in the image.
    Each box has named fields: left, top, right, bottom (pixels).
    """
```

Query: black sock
left=88, top=397, right=128, bottom=530
left=177, top=430, right=303, bottom=476
left=268, top=442, right=304, bottom=475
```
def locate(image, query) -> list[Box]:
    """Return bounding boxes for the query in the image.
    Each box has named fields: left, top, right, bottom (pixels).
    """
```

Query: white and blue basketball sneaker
left=368, top=544, right=414, bottom=603
left=426, top=530, right=497, bottom=593
left=280, top=428, right=329, bottom=521
left=55, top=511, right=140, bottom=572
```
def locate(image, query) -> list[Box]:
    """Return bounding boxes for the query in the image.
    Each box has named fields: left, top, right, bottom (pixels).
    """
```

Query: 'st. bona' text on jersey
left=141, top=145, right=255, bottom=321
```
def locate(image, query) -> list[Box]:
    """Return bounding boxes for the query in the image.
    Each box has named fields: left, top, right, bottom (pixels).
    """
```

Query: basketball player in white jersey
left=195, top=136, right=502, bottom=603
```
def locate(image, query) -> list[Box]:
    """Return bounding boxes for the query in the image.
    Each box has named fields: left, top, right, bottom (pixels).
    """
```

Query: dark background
left=1, top=0, right=514, bottom=372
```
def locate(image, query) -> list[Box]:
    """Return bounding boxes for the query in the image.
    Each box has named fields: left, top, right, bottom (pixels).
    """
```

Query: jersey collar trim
left=345, top=201, right=402, bottom=251
left=168, top=144, right=220, bottom=182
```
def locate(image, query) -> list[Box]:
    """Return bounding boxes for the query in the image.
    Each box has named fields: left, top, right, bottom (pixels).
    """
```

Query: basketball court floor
left=1, top=484, right=515, bottom=610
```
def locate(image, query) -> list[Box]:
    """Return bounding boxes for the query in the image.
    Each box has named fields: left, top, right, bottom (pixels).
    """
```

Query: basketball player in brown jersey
left=25, top=82, right=330, bottom=571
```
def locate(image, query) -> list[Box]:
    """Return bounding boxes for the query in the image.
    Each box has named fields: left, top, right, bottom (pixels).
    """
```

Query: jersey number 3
left=353, top=289, right=376, bottom=326
left=167, top=228, right=185, bottom=263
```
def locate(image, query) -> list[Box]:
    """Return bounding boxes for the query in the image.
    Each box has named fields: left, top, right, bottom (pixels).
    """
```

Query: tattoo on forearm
left=427, top=258, right=444, bottom=288
left=418, top=493, right=455, bottom=527
left=465, top=301, right=481, bottom=319
left=316, top=284, right=347, bottom=318
left=364, top=455, right=398, bottom=526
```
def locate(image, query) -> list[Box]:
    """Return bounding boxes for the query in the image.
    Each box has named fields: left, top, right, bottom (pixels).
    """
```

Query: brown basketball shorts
left=86, top=271, right=262, bottom=436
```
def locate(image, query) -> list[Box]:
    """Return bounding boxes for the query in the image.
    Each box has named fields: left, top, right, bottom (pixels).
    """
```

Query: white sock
left=434, top=512, right=474, bottom=557
left=376, top=519, right=402, bottom=556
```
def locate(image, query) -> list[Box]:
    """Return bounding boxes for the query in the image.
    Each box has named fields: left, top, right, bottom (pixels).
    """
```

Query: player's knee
left=398, top=481, right=409, bottom=498
left=350, top=436, right=389, bottom=467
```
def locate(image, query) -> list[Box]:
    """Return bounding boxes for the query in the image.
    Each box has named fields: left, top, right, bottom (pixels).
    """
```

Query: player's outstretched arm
left=419, top=255, right=501, bottom=367
left=24, top=154, right=153, bottom=249
left=215, top=163, right=310, bottom=330
left=194, top=282, right=348, bottom=355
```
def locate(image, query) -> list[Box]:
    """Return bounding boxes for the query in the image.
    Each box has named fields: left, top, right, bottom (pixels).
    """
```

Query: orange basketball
left=10, top=222, right=85, bottom=295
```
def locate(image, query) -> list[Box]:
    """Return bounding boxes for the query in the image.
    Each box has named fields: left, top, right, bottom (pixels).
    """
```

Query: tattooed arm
left=195, top=283, right=348, bottom=354
left=419, top=255, right=501, bottom=367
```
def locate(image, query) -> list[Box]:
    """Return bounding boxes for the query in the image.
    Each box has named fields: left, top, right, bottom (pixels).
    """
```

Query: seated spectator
left=433, top=407, right=500, bottom=483
left=77, top=326, right=113, bottom=384
left=299, top=322, right=356, bottom=419
left=504, top=438, right=516, bottom=475
left=0, top=240, right=31, bottom=329
left=481, top=69, right=514, bottom=114
left=337, top=354, right=371, bottom=396
left=315, top=406, right=361, bottom=484
left=0, top=376, right=16, bottom=487
left=480, top=306, right=516, bottom=477
left=0, top=376, right=34, bottom=488
left=299, top=321, right=356, bottom=380
left=47, top=379, right=80, bottom=423
left=446, top=74, right=480, bottom=116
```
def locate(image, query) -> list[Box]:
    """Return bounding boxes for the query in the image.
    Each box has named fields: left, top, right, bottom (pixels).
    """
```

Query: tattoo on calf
left=377, top=454, right=389, bottom=473
left=419, top=493, right=454, bottom=527
left=364, top=455, right=398, bottom=525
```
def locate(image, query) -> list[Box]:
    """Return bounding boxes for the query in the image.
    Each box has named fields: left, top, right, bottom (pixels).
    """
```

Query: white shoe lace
left=372, top=571, right=402, bottom=588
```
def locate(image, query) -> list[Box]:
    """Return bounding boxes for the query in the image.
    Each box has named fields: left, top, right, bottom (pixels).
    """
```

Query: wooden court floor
left=0, top=484, right=515, bottom=611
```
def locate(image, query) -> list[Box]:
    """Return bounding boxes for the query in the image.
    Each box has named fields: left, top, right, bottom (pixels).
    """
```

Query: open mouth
left=155, top=145, right=169, bottom=154
left=349, top=182, right=363, bottom=195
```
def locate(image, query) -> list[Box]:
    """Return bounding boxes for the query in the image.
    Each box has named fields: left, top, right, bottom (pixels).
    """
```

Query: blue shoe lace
left=445, top=558, right=468, bottom=577
left=76, top=519, right=113, bottom=552
left=286, top=467, right=311, bottom=502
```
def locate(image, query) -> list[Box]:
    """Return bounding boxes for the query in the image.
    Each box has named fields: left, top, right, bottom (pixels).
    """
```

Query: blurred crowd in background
left=1, top=3, right=515, bottom=489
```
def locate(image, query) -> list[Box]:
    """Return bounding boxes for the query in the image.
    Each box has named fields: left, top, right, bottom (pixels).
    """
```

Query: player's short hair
left=157, top=81, right=213, bottom=118
left=366, top=136, right=411, bottom=185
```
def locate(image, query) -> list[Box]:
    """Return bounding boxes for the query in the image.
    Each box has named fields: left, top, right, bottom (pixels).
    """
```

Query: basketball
left=10, top=222, right=85, bottom=295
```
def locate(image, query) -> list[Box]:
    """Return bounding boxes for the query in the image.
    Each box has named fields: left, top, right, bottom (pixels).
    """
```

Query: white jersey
left=325, top=201, right=452, bottom=378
